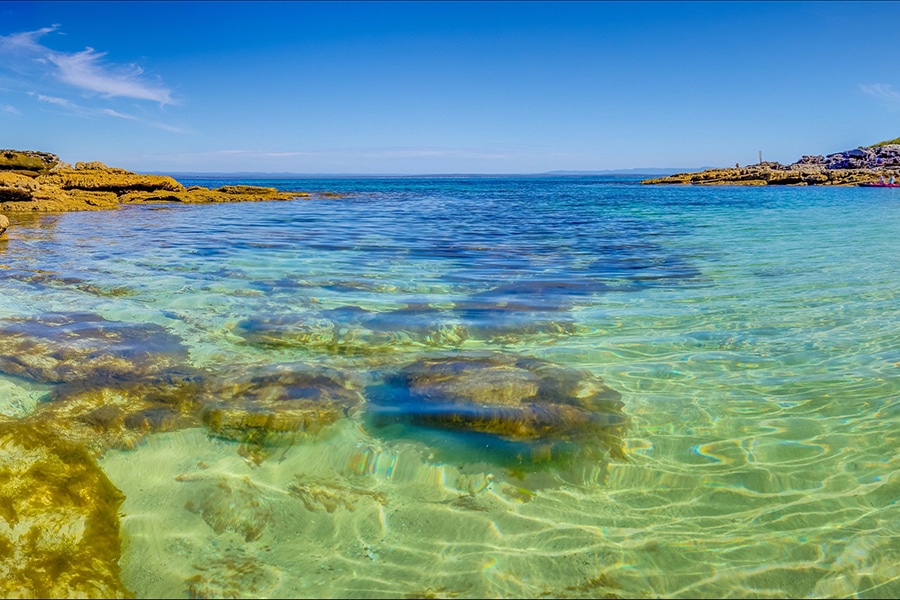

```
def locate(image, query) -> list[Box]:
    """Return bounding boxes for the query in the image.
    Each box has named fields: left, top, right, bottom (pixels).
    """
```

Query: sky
left=1, top=1, right=899, bottom=174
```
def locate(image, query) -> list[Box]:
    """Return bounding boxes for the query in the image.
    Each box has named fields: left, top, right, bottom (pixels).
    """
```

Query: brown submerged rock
left=374, top=352, right=628, bottom=459
left=185, top=476, right=274, bottom=542
left=31, top=372, right=205, bottom=456
left=185, top=551, right=282, bottom=599
left=0, top=312, right=191, bottom=384
left=200, top=363, right=365, bottom=457
left=0, top=419, right=131, bottom=598
left=233, top=305, right=468, bottom=355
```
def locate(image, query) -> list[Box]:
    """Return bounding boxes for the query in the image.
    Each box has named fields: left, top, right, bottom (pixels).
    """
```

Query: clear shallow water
left=2, top=177, right=900, bottom=598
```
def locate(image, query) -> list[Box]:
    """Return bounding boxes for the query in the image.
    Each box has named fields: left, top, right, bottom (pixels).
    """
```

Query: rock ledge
left=642, top=143, right=900, bottom=186
left=0, top=149, right=322, bottom=214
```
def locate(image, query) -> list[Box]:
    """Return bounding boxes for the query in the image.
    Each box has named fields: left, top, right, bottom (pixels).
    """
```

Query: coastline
left=0, top=149, right=324, bottom=226
left=642, top=143, right=900, bottom=186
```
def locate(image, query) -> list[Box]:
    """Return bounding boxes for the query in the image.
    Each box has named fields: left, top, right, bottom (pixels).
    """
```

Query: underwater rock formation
left=369, top=352, right=628, bottom=460
left=185, top=476, right=274, bottom=542
left=34, top=373, right=204, bottom=456
left=233, top=301, right=581, bottom=356
left=185, top=552, right=282, bottom=599
left=233, top=305, right=468, bottom=354
left=200, top=362, right=366, bottom=450
left=0, top=149, right=317, bottom=212
left=0, top=312, right=191, bottom=384
left=0, top=420, right=131, bottom=598
left=288, top=474, right=388, bottom=513
left=450, top=298, right=579, bottom=343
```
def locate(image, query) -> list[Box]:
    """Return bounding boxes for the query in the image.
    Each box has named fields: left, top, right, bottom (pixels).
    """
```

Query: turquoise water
left=2, top=177, right=900, bottom=597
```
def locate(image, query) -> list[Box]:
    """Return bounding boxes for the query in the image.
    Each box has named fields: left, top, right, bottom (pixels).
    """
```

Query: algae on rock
left=0, top=420, right=131, bottom=598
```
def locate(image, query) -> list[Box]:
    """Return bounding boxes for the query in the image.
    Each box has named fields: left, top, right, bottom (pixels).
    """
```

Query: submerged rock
left=186, top=551, right=282, bottom=600
left=200, top=363, right=365, bottom=452
left=450, top=298, right=579, bottom=343
left=370, top=352, right=628, bottom=460
left=233, top=305, right=468, bottom=354
left=288, top=474, right=388, bottom=513
left=232, top=300, right=580, bottom=356
left=31, top=372, right=205, bottom=456
left=0, top=419, right=131, bottom=598
left=185, top=476, right=273, bottom=542
left=0, top=312, right=191, bottom=384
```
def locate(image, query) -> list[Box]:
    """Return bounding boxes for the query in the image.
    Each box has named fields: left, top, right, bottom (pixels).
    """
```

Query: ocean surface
left=2, top=176, right=899, bottom=598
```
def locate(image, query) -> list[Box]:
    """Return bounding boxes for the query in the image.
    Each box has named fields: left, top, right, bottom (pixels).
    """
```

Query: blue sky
left=1, top=1, right=899, bottom=174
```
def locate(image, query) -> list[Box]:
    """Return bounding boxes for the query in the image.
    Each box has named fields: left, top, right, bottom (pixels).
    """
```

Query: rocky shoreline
left=642, top=142, right=900, bottom=186
left=0, top=149, right=329, bottom=236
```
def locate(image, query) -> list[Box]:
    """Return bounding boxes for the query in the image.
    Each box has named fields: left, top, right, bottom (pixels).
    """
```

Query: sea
left=1, top=175, right=899, bottom=598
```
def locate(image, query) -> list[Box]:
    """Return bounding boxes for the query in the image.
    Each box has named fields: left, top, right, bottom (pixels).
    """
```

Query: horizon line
left=139, top=167, right=711, bottom=178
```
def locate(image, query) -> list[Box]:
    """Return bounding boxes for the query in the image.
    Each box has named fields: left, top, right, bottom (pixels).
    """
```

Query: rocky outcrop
left=0, top=149, right=61, bottom=174
left=643, top=142, right=900, bottom=186
left=0, top=214, right=8, bottom=236
left=0, top=149, right=319, bottom=213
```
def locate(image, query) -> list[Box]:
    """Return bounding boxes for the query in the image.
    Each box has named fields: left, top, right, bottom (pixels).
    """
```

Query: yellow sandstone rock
left=0, top=149, right=321, bottom=211
left=0, top=419, right=131, bottom=598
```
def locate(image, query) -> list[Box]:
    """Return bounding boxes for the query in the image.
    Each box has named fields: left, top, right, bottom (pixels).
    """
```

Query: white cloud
left=48, top=47, right=172, bottom=105
left=860, top=83, right=900, bottom=109
left=37, top=93, right=76, bottom=107
left=0, top=25, right=59, bottom=54
left=0, top=25, right=174, bottom=105
left=1, top=104, right=19, bottom=115
left=103, top=108, right=138, bottom=120
left=147, top=121, right=187, bottom=134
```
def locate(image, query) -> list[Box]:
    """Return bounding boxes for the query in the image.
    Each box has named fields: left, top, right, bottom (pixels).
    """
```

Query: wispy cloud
left=0, top=25, right=174, bottom=105
left=48, top=47, right=172, bottom=104
left=1, top=104, right=19, bottom=115
left=27, top=90, right=185, bottom=132
left=0, top=24, right=59, bottom=54
left=147, top=120, right=187, bottom=134
left=103, top=108, right=138, bottom=120
left=860, top=83, right=900, bottom=109
left=37, top=93, right=77, bottom=108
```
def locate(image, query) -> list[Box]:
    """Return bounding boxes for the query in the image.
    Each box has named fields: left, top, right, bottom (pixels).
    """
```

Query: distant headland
left=642, top=138, right=900, bottom=186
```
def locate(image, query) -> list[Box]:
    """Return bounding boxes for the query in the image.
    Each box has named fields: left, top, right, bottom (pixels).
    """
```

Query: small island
left=642, top=138, right=900, bottom=186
